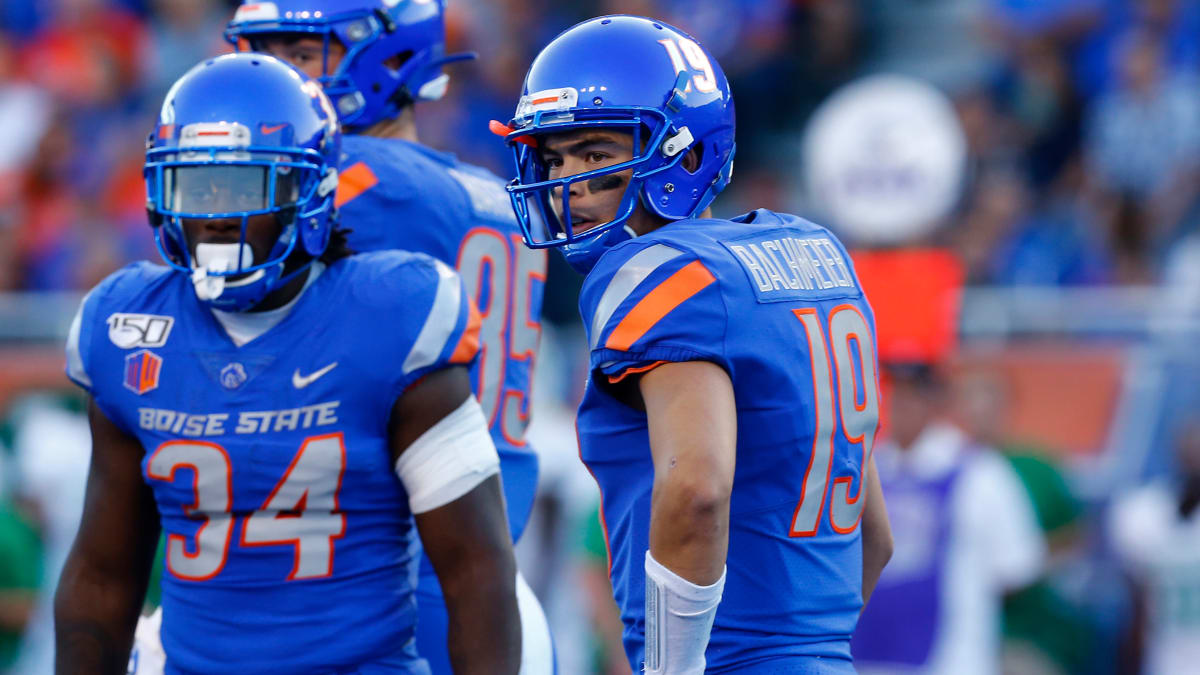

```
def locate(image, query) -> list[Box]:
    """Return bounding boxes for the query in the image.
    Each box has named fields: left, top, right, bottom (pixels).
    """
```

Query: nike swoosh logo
left=293, top=362, right=338, bottom=389
left=260, top=123, right=287, bottom=135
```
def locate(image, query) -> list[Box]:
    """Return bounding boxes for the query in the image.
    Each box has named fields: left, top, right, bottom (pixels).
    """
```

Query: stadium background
left=0, top=0, right=1198, bottom=673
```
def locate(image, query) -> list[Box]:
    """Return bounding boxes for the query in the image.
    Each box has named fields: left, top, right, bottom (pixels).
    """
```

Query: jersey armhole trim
left=448, top=300, right=482, bottom=365
left=607, top=360, right=668, bottom=385
left=593, top=345, right=725, bottom=375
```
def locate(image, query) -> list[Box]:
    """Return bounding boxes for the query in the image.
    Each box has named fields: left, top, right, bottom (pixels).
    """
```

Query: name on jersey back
left=720, top=232, right=858, bottom=303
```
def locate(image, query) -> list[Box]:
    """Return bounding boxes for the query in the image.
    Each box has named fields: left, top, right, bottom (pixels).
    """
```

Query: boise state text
left=335, top=135, right=545, bottom=543
left=577, top=210, right=880, bottom=672
left=66, top=251, right=478, bottom=675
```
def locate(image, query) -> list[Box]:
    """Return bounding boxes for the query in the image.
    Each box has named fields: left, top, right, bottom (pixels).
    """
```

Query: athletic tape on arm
left=393, top=396, right=500, bottom=514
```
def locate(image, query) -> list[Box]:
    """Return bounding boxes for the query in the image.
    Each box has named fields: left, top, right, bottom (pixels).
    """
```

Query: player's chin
left=570, top=219, right=601, bottom=236
left=569, top=210, right=611, bottom=236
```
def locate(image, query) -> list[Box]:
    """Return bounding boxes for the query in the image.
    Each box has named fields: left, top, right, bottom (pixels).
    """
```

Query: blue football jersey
left=66, top=252, right=480, bottom=675
left=577, top=209, right=880, bottom=673
left=336, top=136, right=544, bottom=542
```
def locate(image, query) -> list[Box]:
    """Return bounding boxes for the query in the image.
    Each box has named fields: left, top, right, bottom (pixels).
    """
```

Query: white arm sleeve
left=393, top=396, right=500, bottom=514
left=644, top=550, right=726, bottom=675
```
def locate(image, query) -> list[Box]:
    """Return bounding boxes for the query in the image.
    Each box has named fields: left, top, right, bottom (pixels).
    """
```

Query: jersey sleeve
left=580, top=242, right=729, bottom=382
left=389, top=256, right=482, bottom=396
left=64, top=270, right=129, bottom=392
left=64, top=294, right=93, bottom=391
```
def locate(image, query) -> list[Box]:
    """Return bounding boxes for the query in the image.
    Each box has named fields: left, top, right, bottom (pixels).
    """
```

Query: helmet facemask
left=501, top=86, right=699, bottom=273
left=145, top=138, right=337, bottom=311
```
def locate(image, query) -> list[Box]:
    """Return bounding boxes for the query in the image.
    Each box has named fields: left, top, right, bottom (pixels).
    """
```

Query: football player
left=494, top=15, right=894, bottom=674
left=221, top=4, right=552, bottom=671
left=55, top=53, right=519, bottom=674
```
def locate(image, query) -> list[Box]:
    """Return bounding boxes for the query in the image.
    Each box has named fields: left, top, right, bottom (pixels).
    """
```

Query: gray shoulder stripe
left=65, top=294, right=91, bottom=388
left=590, top=244, right=682, bottom=349
left=402, top=261, right=463, bottom=375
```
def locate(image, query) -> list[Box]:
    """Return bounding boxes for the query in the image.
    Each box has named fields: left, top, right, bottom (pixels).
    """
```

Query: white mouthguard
left=191, top=243, right=258, bottom=301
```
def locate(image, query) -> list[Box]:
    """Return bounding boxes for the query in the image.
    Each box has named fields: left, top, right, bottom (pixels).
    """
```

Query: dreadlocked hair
left=320, top=226, right=355, bottom=264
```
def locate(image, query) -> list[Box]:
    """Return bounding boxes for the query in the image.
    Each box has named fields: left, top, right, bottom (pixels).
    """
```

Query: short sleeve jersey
left=577, top=209, right=880, bottom=672
left=65, top=251, right=478, bottom=674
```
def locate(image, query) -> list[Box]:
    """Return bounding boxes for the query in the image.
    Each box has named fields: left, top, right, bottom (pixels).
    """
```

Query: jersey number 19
left=790, top=305, right=879, bottom=537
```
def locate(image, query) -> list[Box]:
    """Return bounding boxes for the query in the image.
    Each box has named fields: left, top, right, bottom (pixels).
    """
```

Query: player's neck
left=628, top=206, right=714, bottom=237
left=359, top=106, right=418, bottom=142
left=250, top=264, right=313, bottom=312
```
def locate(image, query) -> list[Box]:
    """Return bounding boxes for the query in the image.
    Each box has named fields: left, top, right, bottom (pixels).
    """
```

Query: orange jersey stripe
left=604, top=260, right=716, bottom=351
left=334, top=162, right=379, bottom=209
left=449, top=300, right=483, bottom=364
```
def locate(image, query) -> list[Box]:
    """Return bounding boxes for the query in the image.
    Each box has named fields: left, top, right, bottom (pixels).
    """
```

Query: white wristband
left=393, top=396, right=500, bottom=514
left=644, top=550, right=726, bottom=674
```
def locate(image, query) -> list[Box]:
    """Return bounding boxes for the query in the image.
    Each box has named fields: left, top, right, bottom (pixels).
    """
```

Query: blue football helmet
left=497, top=15, right=736, bottom=274
left=144, top=52, right=341, bottom=312
left=224, top=0, right=473, bottom=131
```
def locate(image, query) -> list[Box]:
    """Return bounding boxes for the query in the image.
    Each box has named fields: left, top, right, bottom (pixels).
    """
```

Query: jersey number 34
left=147, top=433, right=346, bottom=582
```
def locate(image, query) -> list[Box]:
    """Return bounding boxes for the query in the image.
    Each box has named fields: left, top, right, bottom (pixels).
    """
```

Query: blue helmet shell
left=500, top=15, right=736, bottom=274
left=225, top=0, right=474, bottom=131
left=144, top=52, right=341, bottom=312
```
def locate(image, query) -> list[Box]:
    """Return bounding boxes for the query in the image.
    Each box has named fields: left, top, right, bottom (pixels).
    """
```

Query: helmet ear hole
left=275, top=206, right=298, bottom=229
left=683, top=143, right=704, bottom=174
left=385, top=50, right=413, bottom=72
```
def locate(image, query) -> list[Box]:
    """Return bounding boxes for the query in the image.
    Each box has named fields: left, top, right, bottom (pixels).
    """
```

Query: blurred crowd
left=1, top=0, right=1199, bottom=674
left=3, top=0, right=1200, bottom=294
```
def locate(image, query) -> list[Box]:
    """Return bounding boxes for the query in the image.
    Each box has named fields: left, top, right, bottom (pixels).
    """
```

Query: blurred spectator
left=1109, top=419, right=1200, bottom=675
left=1072, top=0, right=1200, bottom=99
left=13, top=111, right=126, bottom=292
left=139, top=0, right=231, bottom=102
left=1160, top=219, right=1200, bottom=333
left=852, top=363, right=1046, bottom=675
left=992, top=33, right=1086, bottom=188
left=0, top=432, right=39, bottom=675
left=0, top=500, right=39, bottom=674
left=950, top=168, right=1111, bottom=284
left=862, top=0, right=1001, bottom=92
left=579, top=505, right=630, bottom=675
left=1084, top=27, right=1200, bottom=200
left=1092, top=191, right=1159, bottom=284
left=0, top=33, right=49, bottom=291
left=8, top=394, right=90, bottom=674
left=956, top=368, right=1102, bottom=674
left=0, top=35, right=50, bottom=176
left=17, top=0, right=146, bottom=110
